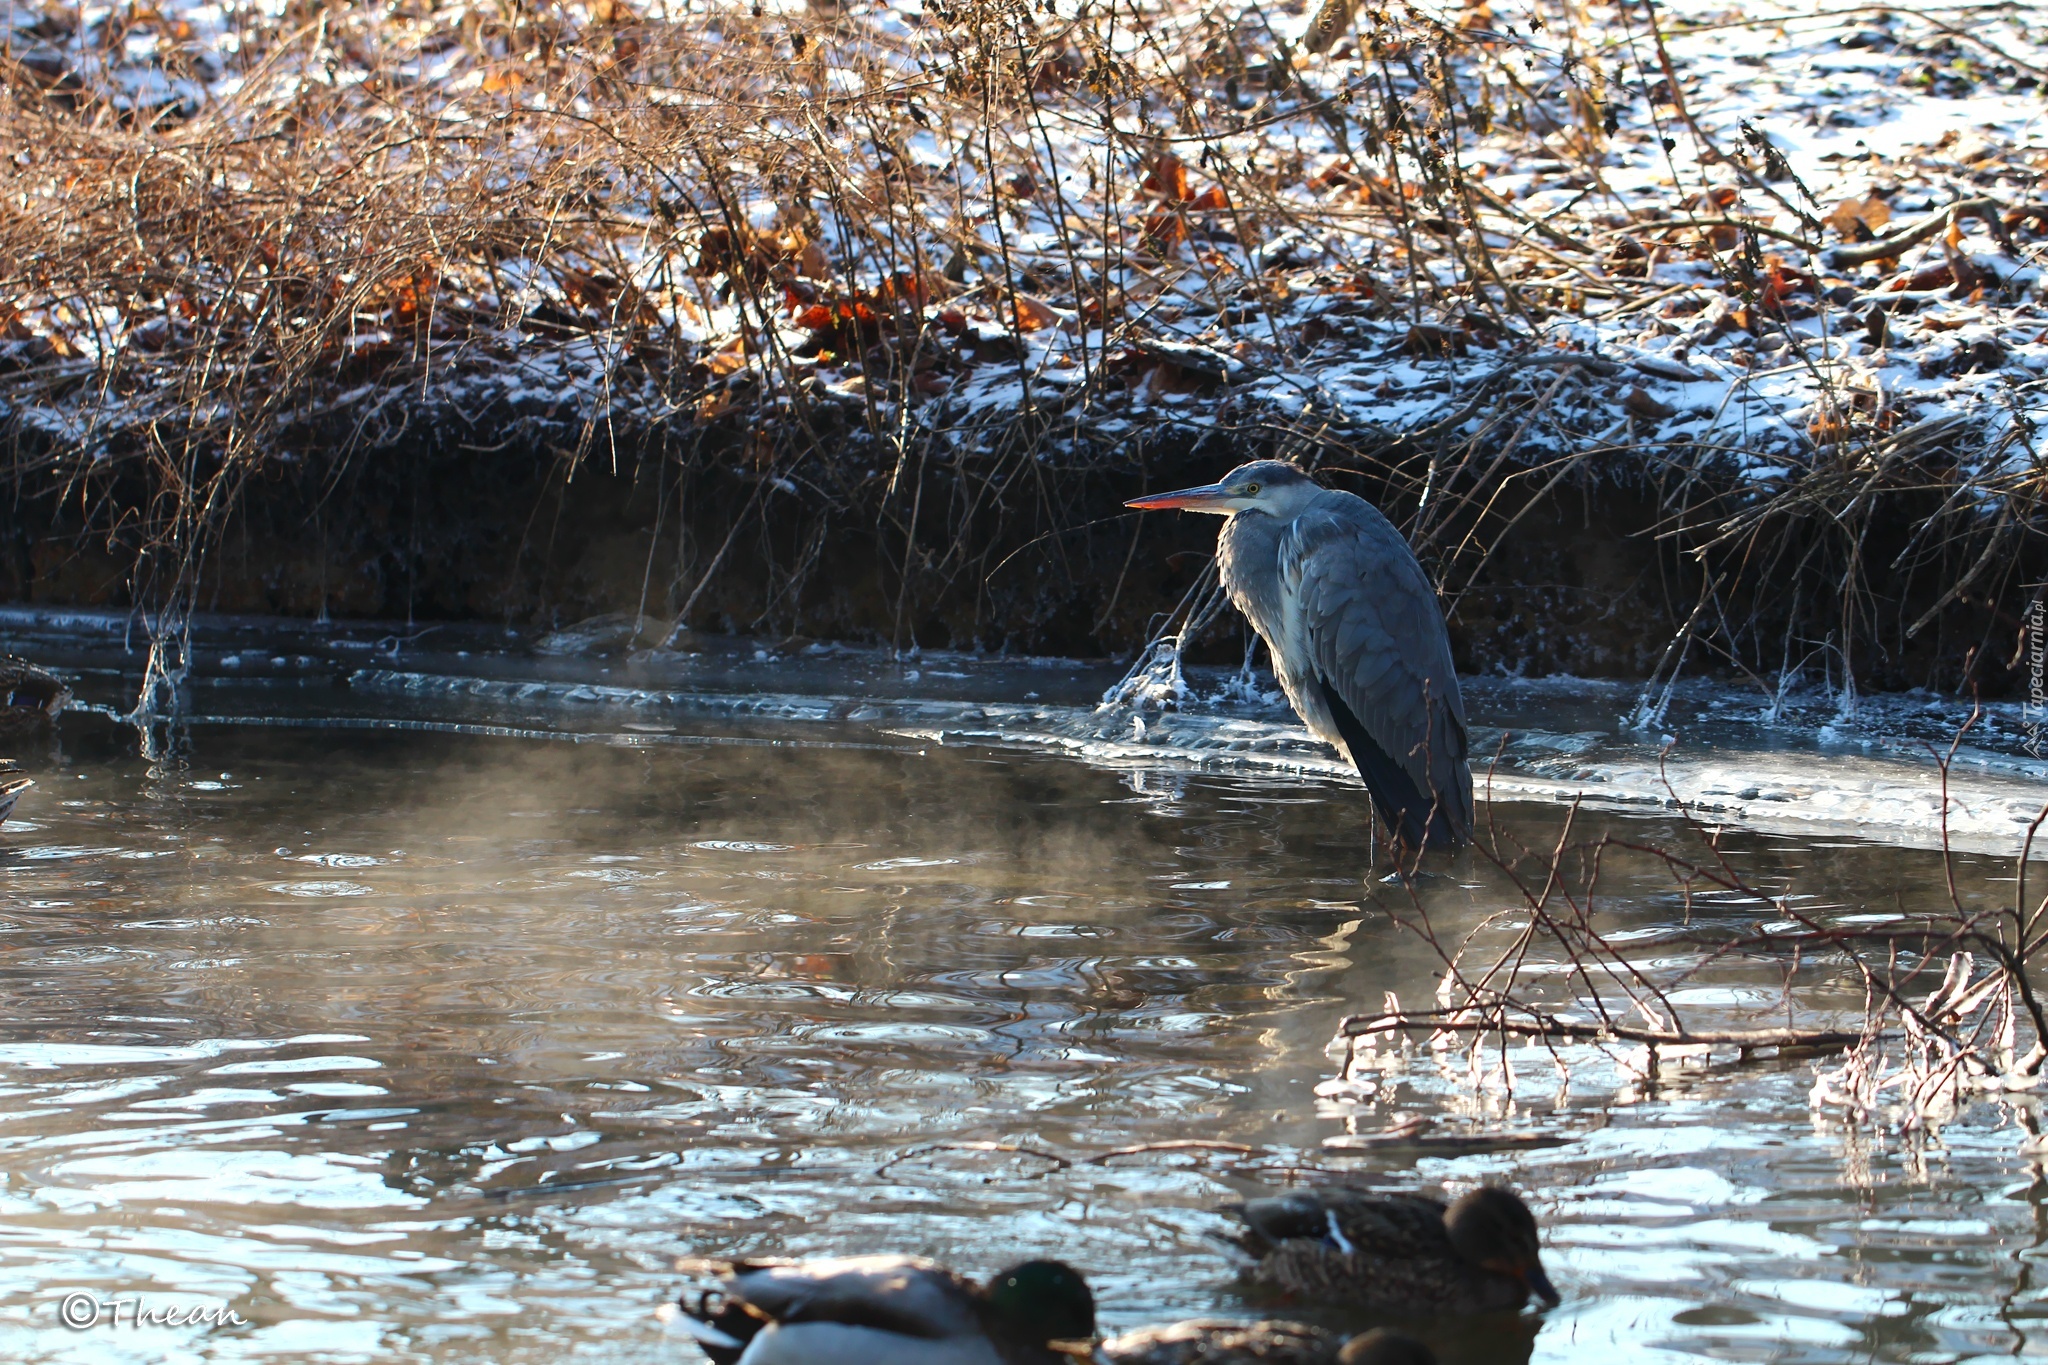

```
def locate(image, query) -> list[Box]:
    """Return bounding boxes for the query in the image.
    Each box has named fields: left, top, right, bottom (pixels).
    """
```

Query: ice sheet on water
left=348, top=667, right=2048, bottom=857
left=4, top=603, right=2040, bottom=854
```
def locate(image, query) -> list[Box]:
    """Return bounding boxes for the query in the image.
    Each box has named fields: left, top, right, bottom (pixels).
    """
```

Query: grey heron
left=1126, top=460, right=1472, bottom=850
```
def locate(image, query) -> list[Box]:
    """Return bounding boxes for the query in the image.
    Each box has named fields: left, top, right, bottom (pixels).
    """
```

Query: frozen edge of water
left=345, top=670, right=2048, bottom=858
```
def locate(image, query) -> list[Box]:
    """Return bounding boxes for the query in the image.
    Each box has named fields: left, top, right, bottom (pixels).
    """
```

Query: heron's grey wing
left=1280, top=501, right=1471, bottom=847
left=725, top=1256, right=981, bottom=1339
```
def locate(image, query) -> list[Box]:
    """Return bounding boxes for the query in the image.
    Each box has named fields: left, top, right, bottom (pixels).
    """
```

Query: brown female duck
left=1101, top=1320, right=1434, bottom=1365
left=0, top=656, right=68, bottom=736
left=1227, top=1186, right=1557, bottom=1315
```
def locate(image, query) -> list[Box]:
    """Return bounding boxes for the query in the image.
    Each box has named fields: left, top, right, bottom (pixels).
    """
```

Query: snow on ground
left=3, top=0, right=2045, bottom=486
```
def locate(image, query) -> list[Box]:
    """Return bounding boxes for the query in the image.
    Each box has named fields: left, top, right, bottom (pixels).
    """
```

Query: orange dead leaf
left=1188, top=185, right=1229, bottom=212
left=1808, top=408, right=1853, bottom=445
left=1142, top=209, right=1188, bottom=252
left=382, top=269, right=440, bottom=320
left=1010, top=292, right=1062, bottom=331
left=1142, top=151, right=1192, bottom=203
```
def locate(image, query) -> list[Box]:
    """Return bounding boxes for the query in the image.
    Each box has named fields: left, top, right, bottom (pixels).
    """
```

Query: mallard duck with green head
left=668, top=1255, right=1101, bottom=1365
left=1100, top=1319, right=1435, bottom=1364
left=1226, top=1186, right=1558, bottom=1315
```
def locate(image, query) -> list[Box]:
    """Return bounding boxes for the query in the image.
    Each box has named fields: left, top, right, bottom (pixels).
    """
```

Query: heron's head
left=1444, top=1187, right=1559, bottom=1308
left=1124, top=460, right=1321, bottom=519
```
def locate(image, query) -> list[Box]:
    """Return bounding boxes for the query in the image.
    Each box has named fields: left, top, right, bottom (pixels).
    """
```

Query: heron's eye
left=1242, top=482, right=1260, bottom=495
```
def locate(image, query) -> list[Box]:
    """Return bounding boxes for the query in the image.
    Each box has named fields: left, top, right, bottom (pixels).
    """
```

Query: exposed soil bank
left=0, top=414, right=2028, bottom=693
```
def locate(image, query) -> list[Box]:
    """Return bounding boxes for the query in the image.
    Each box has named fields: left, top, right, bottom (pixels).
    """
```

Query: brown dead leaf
left=1623, top=386, right=1677, bottom=421
left=559, top=269, right=619, bottom=311
left=1887, top=262, right=1955, bottom=292
left=797, top=237, right=830, bottom=280
left=1826, top=195, right=1891, bottom=240
left=703, top=336, right=748, bottom=377
left=1400, top=324, right=1466, bottom=358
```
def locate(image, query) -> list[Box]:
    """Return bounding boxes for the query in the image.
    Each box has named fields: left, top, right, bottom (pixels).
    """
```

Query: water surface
left=0, top=656, right=2043, bottom=1361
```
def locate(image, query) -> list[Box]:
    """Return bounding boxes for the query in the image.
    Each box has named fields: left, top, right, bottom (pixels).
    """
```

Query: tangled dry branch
left=1331, top=720, right=2048, bottom=1134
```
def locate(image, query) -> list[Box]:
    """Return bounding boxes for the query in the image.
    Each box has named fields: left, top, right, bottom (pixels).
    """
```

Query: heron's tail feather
left=1315, top=679, right=1463, bottom=849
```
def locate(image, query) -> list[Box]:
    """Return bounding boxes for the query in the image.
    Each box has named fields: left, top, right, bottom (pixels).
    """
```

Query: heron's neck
left=1217, top=509, right=1289, bottom=636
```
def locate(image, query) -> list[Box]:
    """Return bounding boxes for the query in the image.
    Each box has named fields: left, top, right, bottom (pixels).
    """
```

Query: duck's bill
left=1047, top=1339, right=1108, bottom=1362
left=1124, top=481, right=1234, bottom=511
left=1524, top=1264, right=1561, bottom=1307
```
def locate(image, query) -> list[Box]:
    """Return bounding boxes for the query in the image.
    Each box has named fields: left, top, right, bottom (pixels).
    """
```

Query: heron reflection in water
left=1126, top=460, right=1472, bottom=856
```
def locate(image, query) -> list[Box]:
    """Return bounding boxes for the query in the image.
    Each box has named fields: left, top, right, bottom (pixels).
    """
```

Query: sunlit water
left=0, top=627, right=2045, bottom=1362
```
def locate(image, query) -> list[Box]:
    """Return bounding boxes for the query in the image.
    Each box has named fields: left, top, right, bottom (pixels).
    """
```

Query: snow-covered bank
left=3, top=0, right=2042, bottom=683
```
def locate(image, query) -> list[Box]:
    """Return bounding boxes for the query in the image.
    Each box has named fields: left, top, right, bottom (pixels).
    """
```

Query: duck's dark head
left=1124, top=459, right=1321, bottom=520
left=1338, top=1327, right=1439, bottom=1365
left=1444, top=1187, right=1558, bottom=1308
left=983, top=1259, right=1097, bottom=1353
left=2, top=656, right=67, bottom=714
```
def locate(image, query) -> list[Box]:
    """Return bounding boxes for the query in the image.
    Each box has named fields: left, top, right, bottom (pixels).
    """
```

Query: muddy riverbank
left=0, top=418, right=2028, bottom=693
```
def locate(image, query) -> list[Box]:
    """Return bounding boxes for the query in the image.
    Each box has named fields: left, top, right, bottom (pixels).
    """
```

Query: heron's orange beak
left=1125, top=481, right=1236, bottom=511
